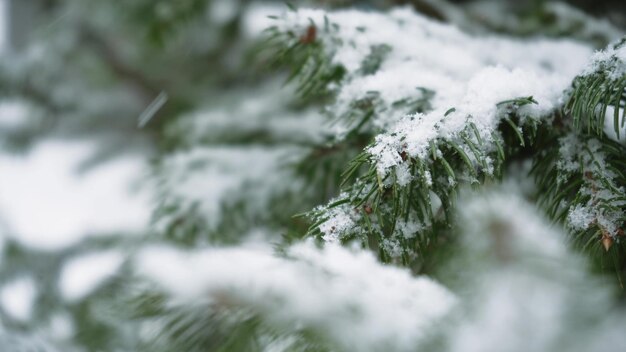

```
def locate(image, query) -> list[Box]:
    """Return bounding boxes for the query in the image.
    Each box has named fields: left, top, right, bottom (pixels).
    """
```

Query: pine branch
left=304, top=99, right=541, bottom=263
left=533, top=133, right=626, bottom=254
left=565, top=36, right=626, bottom=138
left=530, top=38, right=626, bottom=270
left=268, top=7, right=589, bottom=263
left=133, top=241, right=455, bottom=351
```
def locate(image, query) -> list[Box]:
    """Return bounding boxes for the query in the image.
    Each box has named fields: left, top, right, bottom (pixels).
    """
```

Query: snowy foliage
left=273, top=7, right=591, bottom=141
left=0, top=276, right=37, bottom=322
left=272, top=7, right=613, bottom=259
left=0, top=141, right=149, bottom=250
left=135, top=190, right=626, bottom=352
left=568, top=38, right=626, bottom=137
left=136, top=240, right=455, bottom=351
left=1, top=1, right=626, bottom=351
left=58, top=250, right=125, bottom=303
left=152, top=146, right=307, bottom=243
left=445, top=190, right=626, bottom=352
left=557, top=135, right=625, bottom=237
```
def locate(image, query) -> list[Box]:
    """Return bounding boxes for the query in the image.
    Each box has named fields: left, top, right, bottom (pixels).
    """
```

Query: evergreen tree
left=0, top=0, right=625, bottom=351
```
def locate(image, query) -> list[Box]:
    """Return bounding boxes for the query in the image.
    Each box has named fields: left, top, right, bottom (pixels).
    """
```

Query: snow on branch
left=152, top=146, right=306, bottom=243
left=447, top=189, right=622, bottom=352
left=533, top=133, right=626, bottom=249
left=135, top=240, right=456, bottom=351
left=271, top=7, right=591, bottom=143
left=271, top=7, right=594, bottom=259
left=566, top=37, right=626, bottom=138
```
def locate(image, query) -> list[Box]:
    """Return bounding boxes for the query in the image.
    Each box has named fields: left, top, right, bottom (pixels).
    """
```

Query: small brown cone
left=601, top=233, right=613, bottom=252
left=300, top=25, right=317, bottom=44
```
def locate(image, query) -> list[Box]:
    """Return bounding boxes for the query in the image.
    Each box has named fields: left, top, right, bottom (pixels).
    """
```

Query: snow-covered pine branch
left=134, top=239, right=455, bottom=351
left=530, top=39, right=626, bottom=255
left=132, top=188, right=626, bottom=352
left=567, top=38, right=626, bottom=138
left=268, top=7, right=616, bottom=261
left=1, top=1, right=626, bottom=351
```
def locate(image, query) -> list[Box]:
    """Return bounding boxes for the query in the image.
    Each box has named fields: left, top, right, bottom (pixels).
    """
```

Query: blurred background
left=0, top=0, right=623, bottom=351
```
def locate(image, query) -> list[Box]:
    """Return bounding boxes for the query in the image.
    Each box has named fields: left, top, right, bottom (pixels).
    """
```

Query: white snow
left=567, top=204, right=596, bottom=231
left=0, top=99, right=30, bottom=129
left=450, top=270, right=571, bottom=352
left=0, top=276, right=37, bottom=322
left=317, top=197, right=360, bottom=243
left=277, top=7, right=593, bottom=177
left=458, top=189, right=568, bottom=260
left=136, top=240, right=456, bottom=352
left=582, top=40, right=626, bottom=80
left=58, top=250, right=125, bottom=302
left=0, top=140, right=150, bottom=250
left=557, top=135, right=625, bottom=236
left=154, top=145, right=304, bottom=233
left=46, top=312, right=74, bottom=341
left=242, top=3, right=285, bottom=38
left=447, top=189, right=615, bottom=352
